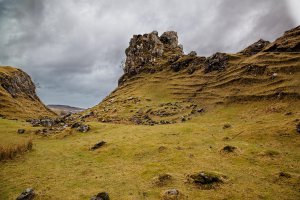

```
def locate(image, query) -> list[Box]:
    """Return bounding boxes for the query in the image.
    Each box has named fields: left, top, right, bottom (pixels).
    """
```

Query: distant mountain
left=47, top=104, right=85, bottom=115
left=0, top=66, right=56, bottom=119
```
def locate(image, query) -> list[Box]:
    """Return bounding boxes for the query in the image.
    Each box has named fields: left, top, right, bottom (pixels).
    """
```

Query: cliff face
left=82, top=27, right=300, bottom=125
left=0, top=66, right=56, bottom=119
left=119, top=31, right=184, bottom=84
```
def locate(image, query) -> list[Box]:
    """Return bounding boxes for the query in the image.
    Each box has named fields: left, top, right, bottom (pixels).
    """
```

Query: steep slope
left=85, top=27, right=300, bottom=125
left=0, top=66, right=56, bottom=119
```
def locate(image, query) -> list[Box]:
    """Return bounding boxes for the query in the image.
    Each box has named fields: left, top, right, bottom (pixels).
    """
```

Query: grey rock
left=17, top=129, right=25, bottom=134
left=90, top=192, right=110, bottom=200
left=90, top=141, right=106, bottom=151
left=77, top=124, right=90, bottom=132
left=16, top=188, right=35, bottom=200
left=188, top=51, right=197, bottom=56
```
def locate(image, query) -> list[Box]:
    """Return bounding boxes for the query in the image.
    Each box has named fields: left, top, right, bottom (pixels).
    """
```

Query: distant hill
left=47, top=104, right=85, bottom=115
left=0, top=66, right=56, bottom=119
left=83, top=26, right=300, bottom=124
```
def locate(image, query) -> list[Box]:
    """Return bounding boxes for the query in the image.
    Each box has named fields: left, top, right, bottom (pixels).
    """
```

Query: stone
left=188, top=51, right=197, bottom=56
left=16, top=188, right=35, bottom=200
left=239, top=39, right=270, bottom=55
left=161, top=189, right=180, bottom=200
left=160, top=31, right=179, bottom=48
left=279, top=172, right=292, bottom=178
left=90, top=192, right=110, bottom=200
left=71, top=122, right=81, bottom=129
left=90, top=141, right=106, bottom=151
left=204, top=52, right=228, bottom=73
left=154, top=173, right=172, bottom=186
left=188, top=171, right=224, bottom=188
left=296, top=123, right=300, bottom=133
left=223, top=124, right=231, bottom=129
left=17, top=129, right=25, bottom=134
left=77, top=124, right=90, bottom=132
left=222, top=145, right=236, bottom=153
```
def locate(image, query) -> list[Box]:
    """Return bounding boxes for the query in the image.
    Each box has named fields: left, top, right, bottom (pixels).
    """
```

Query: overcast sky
left=0, top=0, right=299, bottom=108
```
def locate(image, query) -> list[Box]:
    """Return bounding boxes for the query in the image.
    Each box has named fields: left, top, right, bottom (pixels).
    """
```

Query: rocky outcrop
left=239, top=39, right=270, bottom=55
left=119, top=31, right=183, bottom=85
left=264, top=25, right=300, bottom=52
left=204, top=52, right=228, bottom=73
left=0, top=67, right=38, bottom=99
left=0, top=66, right=56, bottom=119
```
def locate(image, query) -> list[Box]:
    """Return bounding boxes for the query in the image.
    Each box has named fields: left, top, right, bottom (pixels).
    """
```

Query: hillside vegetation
left=0, top=66, right=56, bottom=119
left=0, top=26, right=300, bottom=199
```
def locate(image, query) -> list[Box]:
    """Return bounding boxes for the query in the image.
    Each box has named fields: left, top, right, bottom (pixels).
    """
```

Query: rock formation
left=119, top=31, right=183, bottom=85
left=239, top=39, right=270, bottom=55
left=0, top=66, right=56, bottom=119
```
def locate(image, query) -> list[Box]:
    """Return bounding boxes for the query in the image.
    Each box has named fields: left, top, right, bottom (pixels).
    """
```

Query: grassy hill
left=0, top=27, right=299, bottom=199
left=0, top=66, right=56, bottom=119
left=84, top=27, right=300, bottom=125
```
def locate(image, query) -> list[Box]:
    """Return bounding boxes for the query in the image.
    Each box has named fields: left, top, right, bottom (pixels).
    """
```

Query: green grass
left=0, top=101, right=299, bottom=199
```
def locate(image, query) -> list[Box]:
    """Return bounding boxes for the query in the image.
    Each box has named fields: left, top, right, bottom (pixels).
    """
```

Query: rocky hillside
left=83, top=26, right=300, bottom=125
left=0, top=66, right=56, bottom=119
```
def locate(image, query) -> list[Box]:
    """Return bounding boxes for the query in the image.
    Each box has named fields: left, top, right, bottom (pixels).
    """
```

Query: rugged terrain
left=0, top=66, right=56, bottom=119
left=81, top=26, right=300, bottom=126
left=0, top=26, right=300, bottom=200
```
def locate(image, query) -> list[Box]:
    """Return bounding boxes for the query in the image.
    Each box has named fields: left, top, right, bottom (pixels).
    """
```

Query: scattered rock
left=77, top=124, right=90, bottom=132
left=204, top=52, right=228, bottom=73
left=16, top=188, right=35, bottom=200
left=154, top=173, right=172, bottom=186
left=158, top=146, right=167, bottom=152
left=239, top=39, right=270, bottom=55
left=71, top=122, right=81, bottom=129
left=90, top=192, right=110, bottom=200
left=223, top=124, right=231, bottom=129
left=279, top=172, right=292, bottom=178
left=90, top=141, right=106, bottom=151
left=161, top=189, right=181, bottom=200
left=285, top=112, right=292, bottom=116
left=187, top=171, right=225, bottom=189
left=221, top=145, right=236, bottom=153
left=188, top=51, right=197, bottom=56
left=17, top=129, right=25, bottom=134
left=296, top=123, right=300, bottom=133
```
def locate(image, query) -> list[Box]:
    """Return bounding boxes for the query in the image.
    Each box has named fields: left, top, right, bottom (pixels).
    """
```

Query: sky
left=0, top=0, right=299, bottom=108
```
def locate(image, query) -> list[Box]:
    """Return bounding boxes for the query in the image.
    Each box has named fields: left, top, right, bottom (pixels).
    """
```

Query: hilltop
left=0, top=66, right=56, bottom=119
left=83, top=26, right=300, bottom=125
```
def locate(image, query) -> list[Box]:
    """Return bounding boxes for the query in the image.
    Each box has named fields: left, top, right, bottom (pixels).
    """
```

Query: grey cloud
left=0, top=0, right=298, bottom=108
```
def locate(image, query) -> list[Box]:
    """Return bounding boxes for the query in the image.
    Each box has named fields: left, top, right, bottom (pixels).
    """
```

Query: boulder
left=77, top=124, right=90, bottom=132
left=90, top=192, right=110, bottom=200
left=221, top=145, right=236, bottom=153
left=188, top=51, right=197, bottom=56
left=90, top=141, right=106, bottom=151
left=16, top=188, right=35, bottom=200
left=239, top=39, right=270, bottom=55
left=17, top=129, right=25, bottom=134
left=297, top=123, right=300, bottom=133
left=204, top=52, right=228, bottom=73
left=161, top=189, right=181, bottom=200
left=188, top=171, right=225, bottom=189
left=160, top=31, right=179, bottom=48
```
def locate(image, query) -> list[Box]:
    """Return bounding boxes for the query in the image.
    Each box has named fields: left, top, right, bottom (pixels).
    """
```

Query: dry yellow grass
left=0, top=101, right=299, bottom=199
left=0, top=66, right=56, bottom=120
